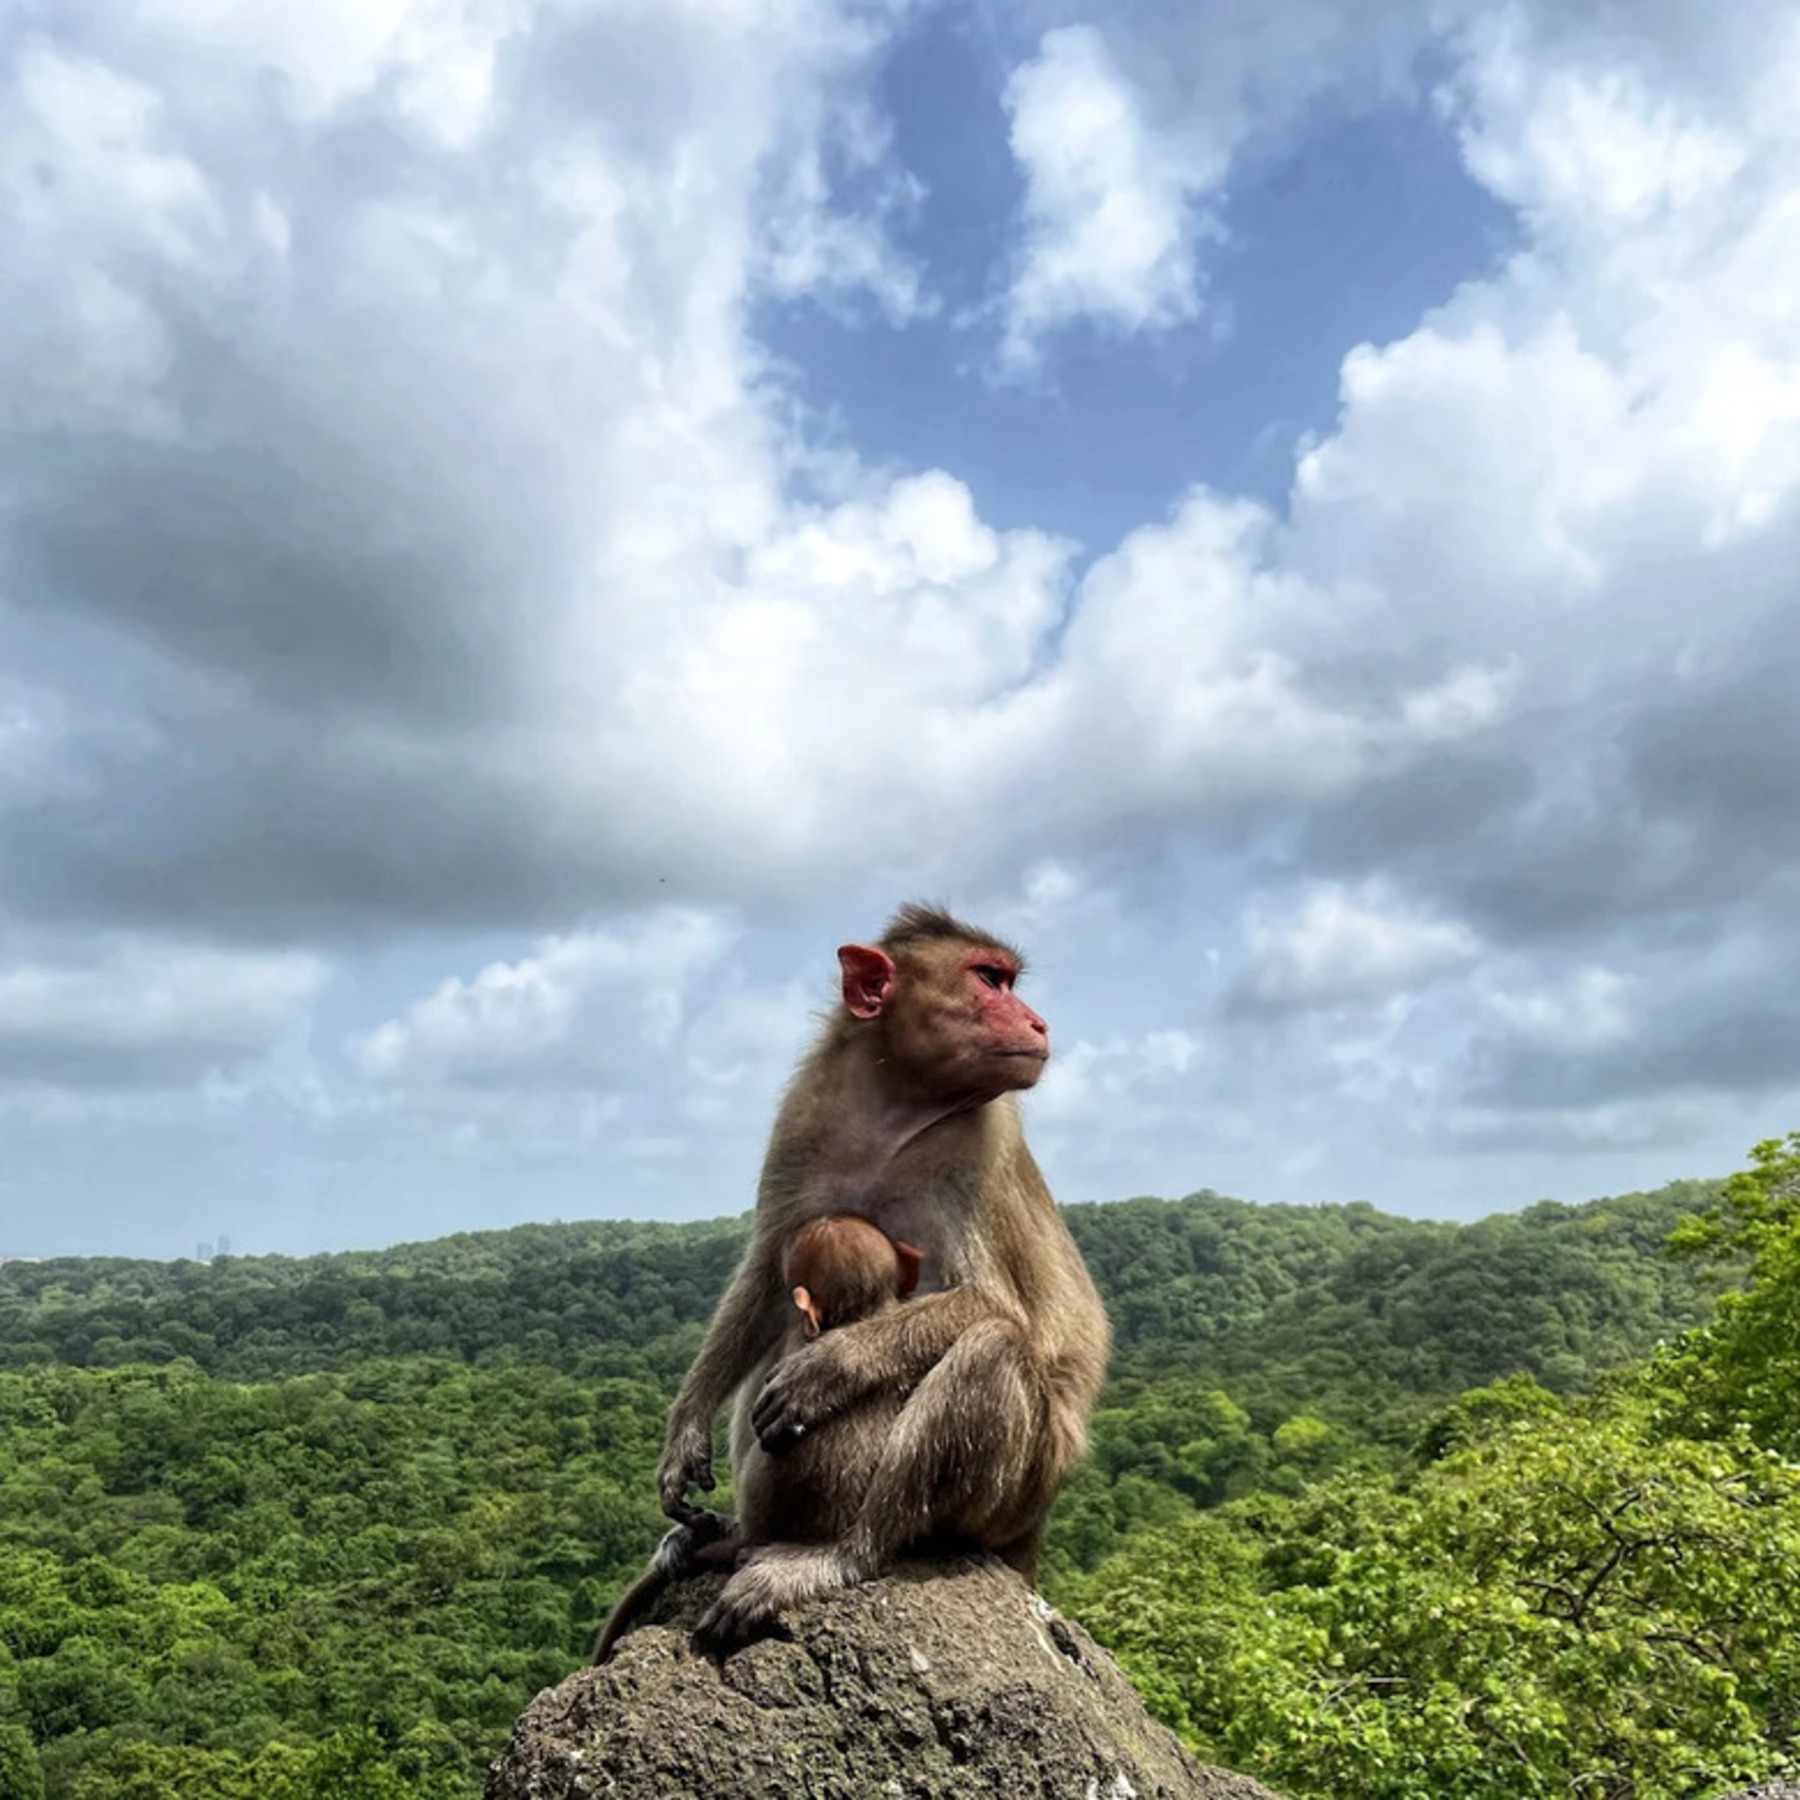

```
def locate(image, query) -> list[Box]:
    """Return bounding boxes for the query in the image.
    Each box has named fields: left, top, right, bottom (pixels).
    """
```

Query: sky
left=3, top=0, right=1799, bottom=1259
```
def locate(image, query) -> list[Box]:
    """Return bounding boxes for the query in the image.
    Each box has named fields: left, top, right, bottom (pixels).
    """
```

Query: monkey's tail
left=592, top=1566, right=670, bottom=1665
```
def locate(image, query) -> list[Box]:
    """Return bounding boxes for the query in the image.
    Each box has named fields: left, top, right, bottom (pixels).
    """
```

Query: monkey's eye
left=973, top=964, right=1013, bottom=990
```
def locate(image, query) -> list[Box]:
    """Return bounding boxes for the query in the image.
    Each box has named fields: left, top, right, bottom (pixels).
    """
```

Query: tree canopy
left=0, top=1168, right=1788, bottom=1799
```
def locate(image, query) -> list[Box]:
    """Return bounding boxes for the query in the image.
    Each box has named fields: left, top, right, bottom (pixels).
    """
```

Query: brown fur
left=592, top=1215, right=913, bottom=1662
left=735, top=1215, right=918, bottom=1544
left=653, top=905, right=1112, bottom=1648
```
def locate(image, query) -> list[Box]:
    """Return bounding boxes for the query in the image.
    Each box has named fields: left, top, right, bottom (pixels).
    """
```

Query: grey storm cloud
left=1457, top=969, right=1800, bottom=1122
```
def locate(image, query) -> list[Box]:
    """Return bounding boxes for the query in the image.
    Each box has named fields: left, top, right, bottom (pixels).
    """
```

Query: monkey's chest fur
left=784, top=1142, right=992, bottom=1299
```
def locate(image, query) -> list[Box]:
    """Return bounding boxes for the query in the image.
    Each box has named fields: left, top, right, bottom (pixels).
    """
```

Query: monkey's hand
left=656, top=1415, right=716, bottom=1521
left=749, top=1337, right=862, bottom=1454
left=695, top=1545, right=856, bottom=1651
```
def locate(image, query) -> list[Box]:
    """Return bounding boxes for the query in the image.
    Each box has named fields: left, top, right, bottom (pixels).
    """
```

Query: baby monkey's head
left=782, top=1214, right=922, bottom=1338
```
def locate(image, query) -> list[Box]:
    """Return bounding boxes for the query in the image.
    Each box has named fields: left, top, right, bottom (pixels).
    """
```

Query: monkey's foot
left=653, top=1510, right=733, bottom=1577
left=694, top=1544, right=858, bottom=1650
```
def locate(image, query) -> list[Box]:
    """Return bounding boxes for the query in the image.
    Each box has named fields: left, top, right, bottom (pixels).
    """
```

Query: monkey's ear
left=893, top=1240, right=923, bottom=1298
left=792, top=1285, right=823, bottom=1337
left=837, top=944, right=896, bottom=1019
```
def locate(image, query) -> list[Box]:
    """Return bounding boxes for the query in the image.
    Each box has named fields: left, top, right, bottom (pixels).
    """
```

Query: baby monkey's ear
left=791, top=1284, right=823, bottom=1338
left=894, top=1240, right=923, bottom=1298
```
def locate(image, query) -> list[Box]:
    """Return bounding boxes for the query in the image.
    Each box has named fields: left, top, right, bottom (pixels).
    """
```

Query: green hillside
left=0, top=1180, right=1724, bottom=1404
left=0, top=1166, right=1787, bottom=1800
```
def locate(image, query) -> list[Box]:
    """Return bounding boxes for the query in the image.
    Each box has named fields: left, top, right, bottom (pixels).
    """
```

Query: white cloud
left=1291, top=319, right=1640, bottom=619
left=1025, top=491, right=1516, bottom=843
left=337, top=905, right=845, bottom=1169
left=351, top=910, right=738, bottom=1090
left=1238, top=882, right=1481, bottom=1012
left=1438, top=1096, right=1719, bottom=1155
left=988, top=860, right=1093, bottom=950
left=1445, top=8, right=1755, bottom=237
left=143, top=0, right=413, bottom=114
left=0, top=942, right=327, bottom=1087
left=1026, top=1022, right=1229, bottom=1207
left=998, top=26, right=1211, bottom=370
left=0, top=0, right=1537, bottom=945
left=579, top=472, right=1521, bottom=899
left=680, top=979, right=816, bottom=1125
left=1480, top=967, right=1635, bottom=1056
left=1032, top=1027, right=1207, bottom=1134
left=758, top=91, right=933, bottom=324
left=987, top=0, right=1441, bottom=368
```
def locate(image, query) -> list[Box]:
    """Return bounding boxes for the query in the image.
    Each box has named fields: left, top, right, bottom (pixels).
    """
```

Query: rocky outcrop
left=485, top=1555, right=1286, bottom=1799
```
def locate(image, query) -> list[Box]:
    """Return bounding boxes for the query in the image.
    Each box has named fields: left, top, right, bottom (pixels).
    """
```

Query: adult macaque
left=593, top=1214, right=919, bottom=1663
left=656, top=903, right=1111, bottom=1648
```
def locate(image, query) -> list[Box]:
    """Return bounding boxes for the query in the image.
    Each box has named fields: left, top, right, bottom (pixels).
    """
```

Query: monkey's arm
left=750, top=1284, right=1019, bottom=1452
left=657, top=1248, right=785, bottom=1518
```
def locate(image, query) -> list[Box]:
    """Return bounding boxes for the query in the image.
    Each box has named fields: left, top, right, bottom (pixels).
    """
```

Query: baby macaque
left=592, top=1213, right=919, bottom=1662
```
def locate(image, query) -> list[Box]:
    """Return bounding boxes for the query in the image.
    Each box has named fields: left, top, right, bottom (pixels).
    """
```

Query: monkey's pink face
left=839, top=939, right=1051, bottom=1099
left=957, top=953, right=1050, bottom=1089
left=885, top=951, right=1049, bottom=1099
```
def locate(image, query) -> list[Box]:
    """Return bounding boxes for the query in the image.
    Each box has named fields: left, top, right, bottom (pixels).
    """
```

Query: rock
left=485, top=1555, right=1286, bottom=1799
left=1717, top=1789, right=1800, bottom=1799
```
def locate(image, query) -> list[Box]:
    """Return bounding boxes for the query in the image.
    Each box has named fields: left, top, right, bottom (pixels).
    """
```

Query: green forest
left=1, top=1139, right=1795, bottom=1799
